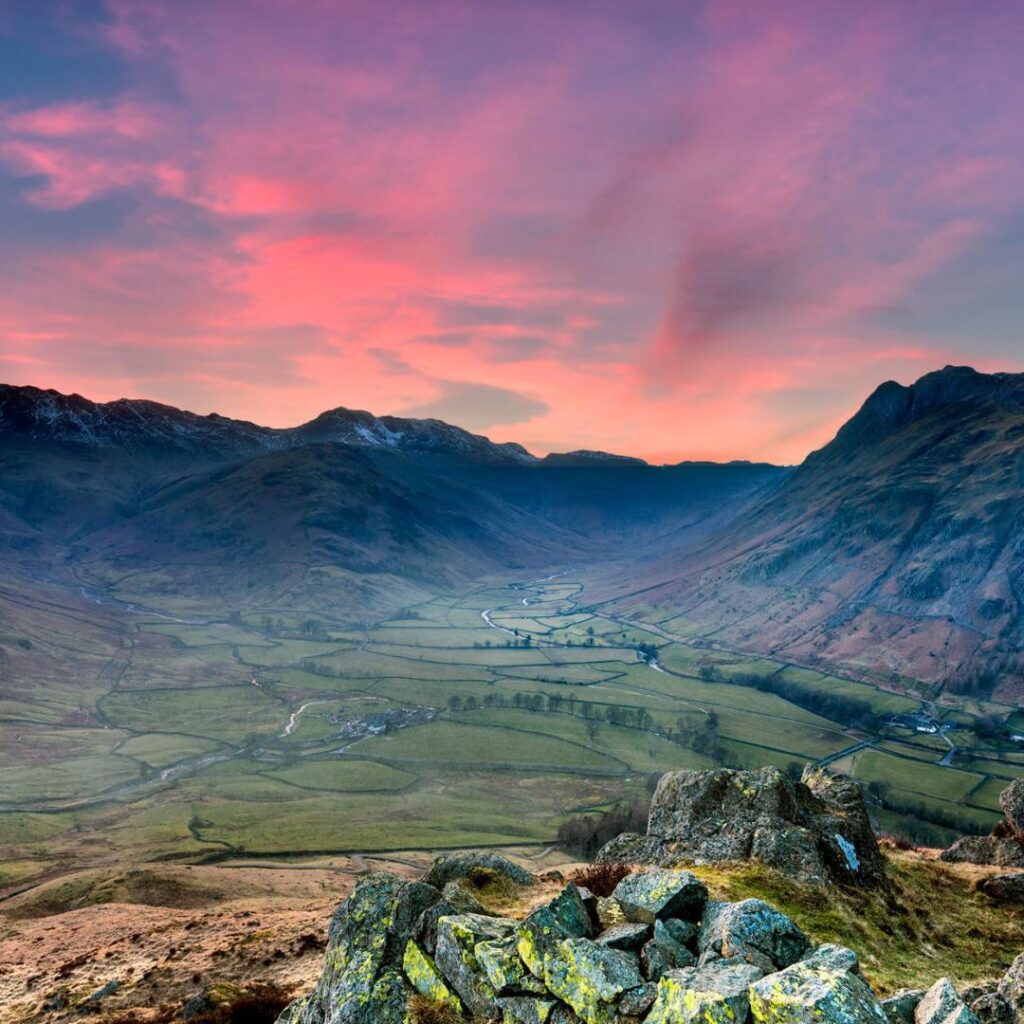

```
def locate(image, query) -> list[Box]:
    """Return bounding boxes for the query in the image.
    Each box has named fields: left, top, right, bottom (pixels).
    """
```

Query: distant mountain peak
left=826, top=365, right=1024, bottom=452
left=541, top=449, right=648, bottom=467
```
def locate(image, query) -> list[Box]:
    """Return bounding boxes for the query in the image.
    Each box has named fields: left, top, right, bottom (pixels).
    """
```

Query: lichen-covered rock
left=749, top=958, right=889, bottom=1023
left=595, top=895, right=626, bottom=929
left=999, top=779, right=1024, bottom=839
left=477, top=935, right=547, bottom=995
left=597, top=766, right=888, bottom=889
left=517, top=885, right=593, bottom=979
left=611, top=869, right=708, bottom=923
left=975, top=873, right=1024, bottom=902
left=967, top=992, right=1013, bottom=1024
left=940, top=836, right=1024, bottom=868
left=402, top=940, right=462, bottom=1012
left=279, top=873, right=440, bottom=1024
left=497, top=994, right=559, bottom=1024
left=416, top=897, right=458, bottom=955
left=698, top=898, right=810, bottom=973
left=434, top=913, right=513, bottom=1017
left=881, top=989, right=924, bottom=1024
left=997, top=953, right=1024, bottom=1018
left=645, top=959, right=763, bottom=1024
left=542, top=938, right=644, bottom=1024
left=914, top=978, right=980, bottom=1024
left=423, top=852, right=535, bottom=889
left=595, top=922, right=650, bottom=950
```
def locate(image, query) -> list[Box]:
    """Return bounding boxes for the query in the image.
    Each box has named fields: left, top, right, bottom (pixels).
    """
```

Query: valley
left=4, top=564, right=1023, bottom=900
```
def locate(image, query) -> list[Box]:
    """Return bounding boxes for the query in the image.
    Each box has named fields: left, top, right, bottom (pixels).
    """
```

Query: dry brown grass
left=568, top=862, right=634, bottom=898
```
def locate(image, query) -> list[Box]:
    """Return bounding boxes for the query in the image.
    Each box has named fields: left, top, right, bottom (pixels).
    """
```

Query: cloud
left=399, top=380, right=548, bottom=431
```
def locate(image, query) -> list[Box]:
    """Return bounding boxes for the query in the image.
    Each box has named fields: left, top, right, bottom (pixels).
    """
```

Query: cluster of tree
left=447, top=689, right=721, bottom=757
left=705, top=668, right=881, bottom=730
left=556, top=800, right=650, bottom=857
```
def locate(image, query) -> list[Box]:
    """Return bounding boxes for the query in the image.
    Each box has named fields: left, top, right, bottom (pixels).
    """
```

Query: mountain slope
left=0, top=383, right=783, bottom=620
left=605, top=366, right=1024, bottom=697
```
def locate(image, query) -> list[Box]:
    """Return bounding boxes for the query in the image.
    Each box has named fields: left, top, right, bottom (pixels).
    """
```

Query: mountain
left=0, top=383, right=783, bottom=620
left=604, top=366, right=1024, bottom=698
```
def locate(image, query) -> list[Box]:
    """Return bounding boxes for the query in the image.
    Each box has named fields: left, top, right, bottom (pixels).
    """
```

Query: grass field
left=1, top=569, right=1018, bottom=887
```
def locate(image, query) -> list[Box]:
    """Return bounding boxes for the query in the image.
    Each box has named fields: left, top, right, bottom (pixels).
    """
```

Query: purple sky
left=1, top=0, right=1022, bottom=462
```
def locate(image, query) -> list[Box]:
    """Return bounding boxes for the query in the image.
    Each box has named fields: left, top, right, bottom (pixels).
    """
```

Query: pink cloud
left=1, top=1, right=1022, bottom=463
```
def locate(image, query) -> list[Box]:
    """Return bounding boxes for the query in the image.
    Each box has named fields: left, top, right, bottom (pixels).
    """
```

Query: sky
left=1, top=1, right=1023, bottom=464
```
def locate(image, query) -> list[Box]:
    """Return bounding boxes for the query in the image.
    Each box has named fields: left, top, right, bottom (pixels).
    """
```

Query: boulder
left=975, top=873, right=1024, bottom=901
left=594, top=922, right=650, bottom=951
left=281, top=872, right=440, bottom=1024
left=541, top=938, right=644, bottom=1024
left=803, top=943, right=861, bottom=975
left=422, top=852, right=535, bottom=889
left=497, top=994, right=559, bottom=1024
left=596, top=766, right=887, bottom=889
left=517, top=884, right=593, bottom=979
left=914, top=978, right=980, bottom=1024
left=645, top=960, right=762, bottom=1024
left=434, top=912, right=513, bottom=1018
left=698, top=898, right=811, bottom=973
left=882, top=989, right=925, bottom=1024
left=611, top=869, right=707, bottom=923
left=999, top=779, right=1024, bottom=839
left=941, top=837, right=1024, bottom=868
left=968, top=993, right=1013, bottom=1024
left=749, top=958, right=889, bottom=1023
left=402, top=940, right=462, bottom=1012
left=618, top=983, right=657, bottom=1016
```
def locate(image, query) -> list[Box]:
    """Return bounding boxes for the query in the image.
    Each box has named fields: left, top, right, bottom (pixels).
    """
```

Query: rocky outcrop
left=275, top=853, right=1000, bottom=1024
left=596, top=766, right=887, bottom=889
left=942, top=779, right=1024, bottom=868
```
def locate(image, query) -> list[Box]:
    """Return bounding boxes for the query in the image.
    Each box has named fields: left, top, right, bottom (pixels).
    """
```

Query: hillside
left=602, top=366, right=1024, bottom=699
left=0, top=383, right=783, bottom=618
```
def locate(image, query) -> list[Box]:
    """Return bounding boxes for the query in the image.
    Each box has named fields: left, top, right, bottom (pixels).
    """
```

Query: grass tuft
left=569, top=862, right=634, bottom=897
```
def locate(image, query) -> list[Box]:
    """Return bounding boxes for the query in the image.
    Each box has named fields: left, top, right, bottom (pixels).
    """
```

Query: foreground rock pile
left=942, top=779, right=1024, bottom=872
left=596, top=766, right=888, bottom=890
left=275, top=852, right=1007, bottom=1024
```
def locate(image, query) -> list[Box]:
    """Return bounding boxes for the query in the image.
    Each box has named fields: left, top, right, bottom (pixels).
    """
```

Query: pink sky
left=1, top=1, right=1022, bottom=463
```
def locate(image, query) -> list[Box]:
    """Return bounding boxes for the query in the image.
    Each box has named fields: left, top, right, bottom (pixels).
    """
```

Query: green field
left=0, top=569, right=1017, bottom=884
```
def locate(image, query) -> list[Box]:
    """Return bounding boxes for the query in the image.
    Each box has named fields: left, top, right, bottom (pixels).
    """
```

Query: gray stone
left=618, top=983, right=657, bottom=1016
left=803, top=942, right=861, bottom=975
left=646, top=960, right=762, bottom=1024
left=422, top=851, right=535, bottom=889
left=434, top=912, right=514, bottom=1018
left=940, top=836, right=1024, bottom=868
left=641, top=939, right=671, bottom=981
left=881, top=989, right=924, bottom=1024
left=595, top=922, right=650, bottom=951
left=914, top=978, right=980, bottom=1024
left=597, top=766, right=888, bottom=890
left=611, top=869, right=708, bottom=923
left=968, top=993, right=1013, bottom=1024
left=749, top=958, right=889, bottom=1023
left=976, top=873, right=1024, bottom=902
left=698, top=898, right=810, bottom=972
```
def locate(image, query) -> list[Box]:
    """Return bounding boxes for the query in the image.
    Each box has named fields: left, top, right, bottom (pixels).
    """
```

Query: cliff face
left=608, top=366, right=1024, bottom=696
